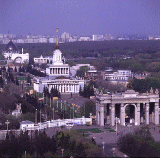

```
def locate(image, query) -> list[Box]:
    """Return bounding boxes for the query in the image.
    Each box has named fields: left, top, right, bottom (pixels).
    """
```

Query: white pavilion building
left=33, top=28, right=84, bottom=94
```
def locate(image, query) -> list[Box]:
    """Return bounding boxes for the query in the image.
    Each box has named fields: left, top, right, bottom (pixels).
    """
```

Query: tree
left=76, top=66, right=89, bottom=77
left=27, top=74, right=31, bottom=85
left=79, top=85, right=83, bottom=96
left=80, top=100, right=96, bottom=117
left=15, top=67, right=17, bottom=72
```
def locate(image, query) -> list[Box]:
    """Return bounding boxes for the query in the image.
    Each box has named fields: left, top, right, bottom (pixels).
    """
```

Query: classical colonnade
left=49, top=67, right=69, bottom=75
left=96, top=89, right=159, bottom=126
left=48, top=82, right=79, bottom=93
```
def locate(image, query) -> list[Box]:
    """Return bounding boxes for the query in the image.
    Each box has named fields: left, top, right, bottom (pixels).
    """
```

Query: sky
left=0, top=0, right=160, bottom=36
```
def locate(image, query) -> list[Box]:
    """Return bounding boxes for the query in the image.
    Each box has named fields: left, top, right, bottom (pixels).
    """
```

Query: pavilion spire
left=55, top=27, right=59, bottom=49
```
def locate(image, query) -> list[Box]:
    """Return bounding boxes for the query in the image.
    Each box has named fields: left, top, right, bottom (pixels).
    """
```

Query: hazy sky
left=0, top=0, right=160, bottom=35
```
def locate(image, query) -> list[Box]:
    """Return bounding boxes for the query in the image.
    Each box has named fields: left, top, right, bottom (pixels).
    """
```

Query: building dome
left=53, top=49, right=63, bottom=65
left=6, top=40, right=18, bottom=52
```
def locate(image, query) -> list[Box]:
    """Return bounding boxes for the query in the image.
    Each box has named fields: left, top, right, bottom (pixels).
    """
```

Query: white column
left=65, top=68, right=66, bottom=74
left=155, top=102, right=159, bottom=125
left=75, top=84, right=77, bottom=92
left=71, top=85, right=73, bottom=92
left=96, top=103, right=100, bottom=125
left=111, top=103, right=115, bottom=126
left=120, top=104, right=125, bottom=126
left=54, top=68, right=56, bottom=74
left=59, top=84, right=61, bottom=92
left=100, top=105, right=104, bottom=126
left=135, top=103, right=140, bottom=126
left=145, top=103, right=149, bottom=125
left=56, top=68, right=58, bottom=74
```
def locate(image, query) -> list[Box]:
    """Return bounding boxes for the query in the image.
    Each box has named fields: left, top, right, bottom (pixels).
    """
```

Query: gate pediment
left=123, top=90, right=138, bottom=98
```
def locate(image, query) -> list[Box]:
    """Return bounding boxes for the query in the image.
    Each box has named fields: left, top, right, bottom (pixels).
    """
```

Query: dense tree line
left=118, top=126, right=160, bottom=157
left=132, top=77, right=160, bottom=93
left=26, top=64, right=46, bottom=77
left=43, top=86, right=61, bottom=99
left=80, top=100, right=96, bottom=118
left=0, top=130, right=103, bottom=157
left=79, top=85, right=94, bottom=98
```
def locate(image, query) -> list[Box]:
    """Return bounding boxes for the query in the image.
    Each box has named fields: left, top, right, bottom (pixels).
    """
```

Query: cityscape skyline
left=0, top=0, right=160, bottom=36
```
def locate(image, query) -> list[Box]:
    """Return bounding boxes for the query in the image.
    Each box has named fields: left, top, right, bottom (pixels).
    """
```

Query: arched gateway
left=96, top=89, right=159, bottom=126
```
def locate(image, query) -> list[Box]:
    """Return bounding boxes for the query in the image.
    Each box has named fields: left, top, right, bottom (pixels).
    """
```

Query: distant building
left=104, top=69, right=133, bottom=86
left=85, top=70, right=103, bottom=80
left=34, top=55, right=53, bottom=64
left=78, top=37, right=90, bottom=41
left=70, top=64, right=95, bottom=77
left=92, top=35, right=98, bottom=41
left=2, top=40, right=29, bottom=64
left=61, top=32, right=70, bottom=42
left=134, top=74, right=148, bottom=80
left=20, top=120, right=34, bottom=131
left=149, top=36, right=154, bottom=40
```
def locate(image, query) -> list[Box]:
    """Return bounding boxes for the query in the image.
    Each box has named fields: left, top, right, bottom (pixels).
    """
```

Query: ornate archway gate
left=96, top=89, right=159, bottom=126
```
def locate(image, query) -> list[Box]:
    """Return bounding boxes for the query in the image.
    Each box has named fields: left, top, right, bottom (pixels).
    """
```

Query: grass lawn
left=77, top=128, right=103, bottom=133
left=104, top=127, right=116, bottom=132
left=84, top=133, right=90, bottom=137
left=107, top=129, right=116, bottom=132
left=104, top=127, right=112, bottom=129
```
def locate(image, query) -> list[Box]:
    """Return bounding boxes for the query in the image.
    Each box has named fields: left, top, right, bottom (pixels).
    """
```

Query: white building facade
left=104, top=69, right=132, bottom=86
left=33, top=46, right=84, bottom=93
left=3, top=40, right=29, bottom=64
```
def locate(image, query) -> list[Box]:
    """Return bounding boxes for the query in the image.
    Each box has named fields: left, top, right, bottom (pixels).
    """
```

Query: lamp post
left=50, top=97, right=51, bottom=107
left=35, top=109, right=37, bottom=124
left=112, top=147, right=115, bottom=157
left=40, top=109, right=41, bottom=130
left=57, top=100, right=58, bottom=112
left=84, top=104, right=85, bottom=125
left=70, top=106, right=71, bottom=119
left=25, top=151, right=26, bottom=158
left=53, top=107, right=54, bottom=120
left=64, top=100, right=66, bottom=119
left=5, top=120, right=10, bottom=132
left=116, top=117, right=117, bottom=135
left=61, top=100, right=62, bottom=112
left=61, top=149, right=64, bottom=157
left=102, top=141, right=105, bottom=153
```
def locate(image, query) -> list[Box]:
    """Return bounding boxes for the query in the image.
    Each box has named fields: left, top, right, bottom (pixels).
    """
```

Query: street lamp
left=64, top=100, right=66, bottom=119
left=40, top=109, right=41, bottom=130
left=61, top=149, right=64, bottom=157
left=53, top=107, right=54, bottom=120
left=61, top=100, right=62, bottom=112
left=35, top=109, right=37, bottom=124
left=5, top=120, right=10, bottom=132
left=112, top=147, right=115, bottom=157
left=56, top=100, right=58, bottom=112
left=116, top=117, right=117, bottom=135
left=102, top=141, right=105, bottom=153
